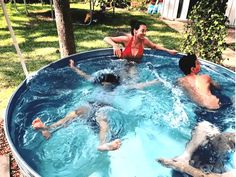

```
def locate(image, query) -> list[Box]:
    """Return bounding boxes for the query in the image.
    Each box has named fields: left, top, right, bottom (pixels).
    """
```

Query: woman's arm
left=69, top=60, right=92, bottom=81
left=144, top=38, right=177, bottom=55
left=104, top=36, right=129, bottom=58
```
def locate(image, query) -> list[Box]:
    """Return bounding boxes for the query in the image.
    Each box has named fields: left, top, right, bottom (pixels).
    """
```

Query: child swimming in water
left=32, top=66, right=122, bottom=151
left=32, top=59, right=160, bottom=151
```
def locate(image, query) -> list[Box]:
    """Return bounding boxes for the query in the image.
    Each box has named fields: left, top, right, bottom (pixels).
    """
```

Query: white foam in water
left=109, top=124, right=186, bottom=177
left=114, top=90, right=144, bottom=112
left=88, top=172, right=103, bottom=177
left=25, top=71, right=39, bottom=84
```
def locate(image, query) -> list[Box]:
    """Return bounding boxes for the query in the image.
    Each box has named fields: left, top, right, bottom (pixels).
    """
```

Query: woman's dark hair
left=179, top=54, right=197, bottom=75
left=130, top=20, right=146, bottom=36
left=95, top=73, right=120, bottom=86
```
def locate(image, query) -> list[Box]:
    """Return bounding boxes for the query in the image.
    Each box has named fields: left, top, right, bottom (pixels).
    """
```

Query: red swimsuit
left=121, top=37, right=144, bottom=62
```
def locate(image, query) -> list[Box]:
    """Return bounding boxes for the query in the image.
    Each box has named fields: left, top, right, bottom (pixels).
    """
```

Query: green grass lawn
left=0, top=3, right=182, bottom=110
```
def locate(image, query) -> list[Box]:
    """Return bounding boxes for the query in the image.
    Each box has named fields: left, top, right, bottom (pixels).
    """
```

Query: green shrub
left=181, top=0, right=228, bottom=64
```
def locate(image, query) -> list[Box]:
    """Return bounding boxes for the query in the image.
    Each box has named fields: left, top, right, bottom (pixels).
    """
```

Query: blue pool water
left=8, top=50, right=235, bottom=177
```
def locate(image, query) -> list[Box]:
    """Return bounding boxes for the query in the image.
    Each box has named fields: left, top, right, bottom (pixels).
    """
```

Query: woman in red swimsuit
left=104, top=20, right=177, bottom=62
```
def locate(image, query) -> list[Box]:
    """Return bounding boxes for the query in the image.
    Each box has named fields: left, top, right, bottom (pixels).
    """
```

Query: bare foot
left=69, top=59, right=75, bottom=68
left=32, top=118, right=51, bottom=140
left=32, top=117, right=45, bottom=129
left=97, top=139, right=122, bottom=151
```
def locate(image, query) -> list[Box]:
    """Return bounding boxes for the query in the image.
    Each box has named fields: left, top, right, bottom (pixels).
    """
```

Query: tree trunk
left=23, top=0, right=28, bottom=15
left=53, top=0, right=76, bottom=58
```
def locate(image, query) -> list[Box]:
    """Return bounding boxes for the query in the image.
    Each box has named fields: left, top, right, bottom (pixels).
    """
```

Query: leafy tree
left=181, top=0, right=228, bottom=64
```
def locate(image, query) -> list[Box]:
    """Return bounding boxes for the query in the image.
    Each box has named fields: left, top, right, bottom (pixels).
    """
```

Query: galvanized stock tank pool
left=4, top=49, right=235, bottom=177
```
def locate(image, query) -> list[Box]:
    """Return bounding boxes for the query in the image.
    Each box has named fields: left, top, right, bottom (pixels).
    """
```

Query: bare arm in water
left=69, top=59, right=93, bottom=81
left=127, top=79, right=160, bottom=89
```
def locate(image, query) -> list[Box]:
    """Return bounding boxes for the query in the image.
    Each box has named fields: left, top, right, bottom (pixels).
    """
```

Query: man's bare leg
left=32, top=106, right=89, bottom=139
left=96, top=115, right=121, bottom=151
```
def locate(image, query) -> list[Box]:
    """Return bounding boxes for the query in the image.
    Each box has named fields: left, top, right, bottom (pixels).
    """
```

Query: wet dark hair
left=130, top=20, right=146, bottom=36
left=179, top=54, right=197, bottom=75
left=94, top=73, right=120, bottom=86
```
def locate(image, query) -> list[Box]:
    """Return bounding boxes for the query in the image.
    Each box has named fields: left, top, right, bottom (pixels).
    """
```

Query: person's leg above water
left=174, top=121, right=220, bottom=163
left=95, top=108, right=121, bottom=151
left=32, top=106, right=90, bottom=139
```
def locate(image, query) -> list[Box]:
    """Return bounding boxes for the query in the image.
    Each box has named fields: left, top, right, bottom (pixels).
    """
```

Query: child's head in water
left=94, top=73, right=120, bottom=90
left=179, top=54, right=200, bottom=75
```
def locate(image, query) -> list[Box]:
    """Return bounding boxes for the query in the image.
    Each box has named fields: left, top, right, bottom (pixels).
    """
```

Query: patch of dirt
left=0, top=120, right=21, bottom=177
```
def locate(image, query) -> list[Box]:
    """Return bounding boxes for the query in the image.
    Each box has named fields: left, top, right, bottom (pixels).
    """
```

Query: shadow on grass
left=0, top=56, right=27, bottom=87
left=0, top=54, right=56, bottom=88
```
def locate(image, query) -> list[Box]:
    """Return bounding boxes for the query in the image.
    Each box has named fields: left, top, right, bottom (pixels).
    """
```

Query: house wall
left=161, top=0, right=235, bottom=26
left=225, top=0, right=235, bottom=27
